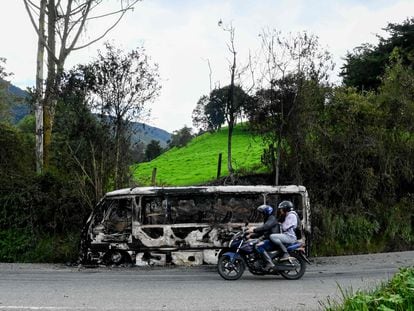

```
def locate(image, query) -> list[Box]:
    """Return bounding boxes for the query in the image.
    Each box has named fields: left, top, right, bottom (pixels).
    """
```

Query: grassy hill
left=131, top=124, right=268, bottom=186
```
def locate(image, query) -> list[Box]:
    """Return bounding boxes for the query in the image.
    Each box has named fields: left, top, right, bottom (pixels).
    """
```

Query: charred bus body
left=80, top=185, right=311, bottom=265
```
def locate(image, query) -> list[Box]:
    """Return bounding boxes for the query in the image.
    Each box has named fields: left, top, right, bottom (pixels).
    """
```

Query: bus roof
left=105, top=185, right=307, bottom=197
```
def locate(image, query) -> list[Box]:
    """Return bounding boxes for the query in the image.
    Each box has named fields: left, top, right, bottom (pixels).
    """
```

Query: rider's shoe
left=280, top=253, right=290, bottom=261
left=262, top=251, right=276, bottom=270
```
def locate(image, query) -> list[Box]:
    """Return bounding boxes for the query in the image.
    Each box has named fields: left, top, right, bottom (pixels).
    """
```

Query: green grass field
left=131, top=125, right=268, bottom=186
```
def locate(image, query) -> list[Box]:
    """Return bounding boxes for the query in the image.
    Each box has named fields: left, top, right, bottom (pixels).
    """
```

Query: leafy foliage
left=341, top=18, right=414, bottom=91
left=192, top=85, right=249, bottom=132
left=77, top=42, right=161, bottom=188
left=324, top=268, right=414, bottom=311
left=54, top=68, right=117, bottom=206
left=168, top=125, right=194, bottom=148
left=145, top=140, right=163, bottom=161
left=297, top=62, right=414, bottom=254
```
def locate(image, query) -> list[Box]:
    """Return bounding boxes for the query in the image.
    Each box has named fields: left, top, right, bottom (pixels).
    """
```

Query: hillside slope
left=132, top=125, right=268, bottom=186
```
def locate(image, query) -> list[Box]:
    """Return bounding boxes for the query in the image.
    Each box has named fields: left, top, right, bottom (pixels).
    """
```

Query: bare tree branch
left=87, top=1, right=139, bottom=21
left=26, top=0, right=41, bottom=11
left=71, top=7, right=124, bottom=51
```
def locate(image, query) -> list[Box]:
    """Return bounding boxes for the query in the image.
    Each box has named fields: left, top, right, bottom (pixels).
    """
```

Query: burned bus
left=79, top=185, right=311, bottom=266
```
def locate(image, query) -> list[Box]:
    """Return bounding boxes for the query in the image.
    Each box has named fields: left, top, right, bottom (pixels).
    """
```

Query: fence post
left=217, top=153, right=222, bottom=179
left=151, top=167, right=157, bottom=186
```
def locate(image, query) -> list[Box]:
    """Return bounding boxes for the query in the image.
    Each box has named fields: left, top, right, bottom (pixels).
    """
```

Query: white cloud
left=1, top=0, right=413, bottom=132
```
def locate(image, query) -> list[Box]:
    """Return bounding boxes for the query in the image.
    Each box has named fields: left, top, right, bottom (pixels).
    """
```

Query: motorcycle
left=217, top=228, right=311, bottom=281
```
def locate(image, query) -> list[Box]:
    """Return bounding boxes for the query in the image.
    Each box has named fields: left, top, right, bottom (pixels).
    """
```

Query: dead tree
left=219, top=21, right=238, bottom=179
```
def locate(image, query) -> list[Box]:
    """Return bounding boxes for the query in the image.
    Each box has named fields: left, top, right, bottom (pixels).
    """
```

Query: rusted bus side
left=80, top=185, right=311, bottom=265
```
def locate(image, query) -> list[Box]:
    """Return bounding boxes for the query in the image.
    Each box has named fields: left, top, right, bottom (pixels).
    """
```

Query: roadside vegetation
left=324, top=268, right=414, bottom=311
left=1, top=17, right=414, bottom=262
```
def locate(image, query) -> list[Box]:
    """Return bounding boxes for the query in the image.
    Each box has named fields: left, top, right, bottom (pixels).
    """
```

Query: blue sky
left=1, top=1, right=413, bottom=132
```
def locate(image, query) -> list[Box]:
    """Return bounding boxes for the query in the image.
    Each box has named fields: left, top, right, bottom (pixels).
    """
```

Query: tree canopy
left=169, top=126, right=194, bottom=148
left=340, top=18, right=414, bottom=91
left=192, top=85, right=249, bottom=132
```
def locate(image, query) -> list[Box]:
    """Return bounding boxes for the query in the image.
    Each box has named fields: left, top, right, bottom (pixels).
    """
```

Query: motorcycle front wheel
left=279, top=252, right=306, bottom=280
left=217, top=255, right=245, bottom=280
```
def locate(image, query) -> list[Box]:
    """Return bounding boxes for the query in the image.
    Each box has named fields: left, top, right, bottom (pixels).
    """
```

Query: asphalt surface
left=0, top=251, right=413, bottom=311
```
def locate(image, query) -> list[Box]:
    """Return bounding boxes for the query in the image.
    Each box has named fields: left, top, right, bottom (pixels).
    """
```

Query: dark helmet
left=257, top=204, right=273, bottom=216
left=278, top=200, right=294, bottom=211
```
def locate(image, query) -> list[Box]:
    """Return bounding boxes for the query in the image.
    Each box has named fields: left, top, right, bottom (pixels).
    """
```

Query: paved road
left=0, top=251, right=413, bottom=311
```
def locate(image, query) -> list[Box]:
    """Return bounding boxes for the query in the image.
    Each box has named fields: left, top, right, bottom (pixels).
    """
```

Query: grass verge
left=323, top=267, right=414, bottom=311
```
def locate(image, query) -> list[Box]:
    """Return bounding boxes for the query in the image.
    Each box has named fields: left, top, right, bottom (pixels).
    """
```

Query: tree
left=192, top=95, right=209, bottom=130
left=192, top=86, right=248, bottom=132
left=85, top=42, right=161, bottom=188
left=379, top=50, right=414, bottom=133
left=340, top=18, right=414, bottom=91
left=169, top=126, right=194, bottom=148
left=220, top=22, right=238, bottom=177
left=131, top=141, right=146, bottom=164
left=145, top=140, right=163, bottom=161
left=23, top=0, right=140, bottom=173
left=53, top=67, right=117, bottom=206
left=247, top=30, right=333, bottom=185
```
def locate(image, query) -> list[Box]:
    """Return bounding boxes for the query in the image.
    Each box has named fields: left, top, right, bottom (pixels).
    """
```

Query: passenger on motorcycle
left=270, top=200, right=298, bottom=261
left=246, top=204, right=279, bottom=271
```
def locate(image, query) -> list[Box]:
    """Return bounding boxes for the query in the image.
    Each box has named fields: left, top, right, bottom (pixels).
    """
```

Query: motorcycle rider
left=246, top=204, right=279, bottom=271
left=270, top=200, right=298, bottom=261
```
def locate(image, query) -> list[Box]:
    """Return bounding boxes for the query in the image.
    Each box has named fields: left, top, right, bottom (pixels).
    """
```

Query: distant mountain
left=6, top=83, right=30, bottom=123
left=131, top=122, right=171, bottom=148
left=8, top=83, right=28, bottom=98
left=6, top=82, right=171, bottom=146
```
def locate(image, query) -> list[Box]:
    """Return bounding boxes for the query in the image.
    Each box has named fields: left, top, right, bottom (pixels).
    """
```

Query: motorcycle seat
left=286, top=242, right=302, bottom=251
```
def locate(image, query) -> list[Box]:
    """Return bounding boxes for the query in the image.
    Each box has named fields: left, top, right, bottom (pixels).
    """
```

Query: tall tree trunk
left=275, top=138, right=282, bottom=186
left=114, top=117, right=124, bottom=189
left=114, top=127, right=121, bottom=189
left=227, top=114, right=234, bottom=175
left=43, top=0, right=57, bottom=169
left=35, top=0, right=46, bottom=174
left=227, top=44, right=236, bottom=176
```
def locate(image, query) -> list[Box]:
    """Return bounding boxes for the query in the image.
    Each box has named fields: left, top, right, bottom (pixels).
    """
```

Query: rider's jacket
left=252, top=215, right=279, bottom=239
left=281, top=212, right=298, bottom=239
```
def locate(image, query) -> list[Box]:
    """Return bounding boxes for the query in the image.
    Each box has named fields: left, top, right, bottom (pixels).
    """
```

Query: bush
left=324, top=268, right=414, bottom=311
left=311, top=199, right=414, bottom=256
left=27, top=232, right=80, bottom=263
left=0, top=229, right=33, bottom=262
left=0, top=229, right=80, bottom=263
left=0, top=169, right=90, bottom=263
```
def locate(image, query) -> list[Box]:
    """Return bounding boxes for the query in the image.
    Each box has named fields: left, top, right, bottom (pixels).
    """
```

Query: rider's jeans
left=269, top=233, right=296, bottom=253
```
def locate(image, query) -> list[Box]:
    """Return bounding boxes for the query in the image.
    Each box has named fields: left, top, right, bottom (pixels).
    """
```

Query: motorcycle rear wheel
left=217, top=255, right=245, bottom=280
left=279, top=253, right=306, bottom=280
